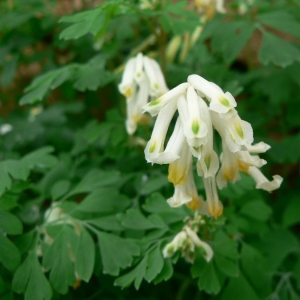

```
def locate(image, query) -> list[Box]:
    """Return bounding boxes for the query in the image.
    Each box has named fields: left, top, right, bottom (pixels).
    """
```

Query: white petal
left=144, top=100, right=178, bottom=164
left=246, top=142, right=271, bottom=153
left=143, top=83, right=189, bottom=116
left=168, top=140, right=192, bottom=185
left=167, top=184, right=192, bottom=207
left=227, top=116, right=254, bottom=146
left=188, top=75, right=236, bottom=114
left=197, top=150, right=219, bottom=178
left=248, top=167, right=283, bottom=192
left=118, top=57, right=136, bottom=97
left=203, top=177, right=223, bottom=218
left=134, top=53, right=145, bottom=82
left=143, top=56, right=168, bottom=97
left=184, top=226, right=213, bottom=262
left=185, top=86, right=208, bottom=139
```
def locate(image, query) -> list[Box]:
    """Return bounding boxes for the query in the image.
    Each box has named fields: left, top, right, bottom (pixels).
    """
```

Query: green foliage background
left=0, top=0, right=300, bottom=299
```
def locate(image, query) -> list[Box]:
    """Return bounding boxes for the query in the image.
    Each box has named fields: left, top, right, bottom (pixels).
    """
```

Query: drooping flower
left=143, top=73, right=283, bottom=219
left=163, top=224, right=213, bottom=263
left=118, top=53, right=168, bottom=135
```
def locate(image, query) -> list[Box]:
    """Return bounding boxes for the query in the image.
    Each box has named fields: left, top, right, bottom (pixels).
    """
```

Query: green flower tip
left=192, top=120, right=200, bottom=135
left=219, top=96, right=230, bottom=107
left=149, top=98, right=161, bottom=107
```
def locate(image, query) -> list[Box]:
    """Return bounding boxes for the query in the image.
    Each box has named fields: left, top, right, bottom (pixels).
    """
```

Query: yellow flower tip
left=137, top=114, right=152, bottom=125
left=219, top=96, right=230, bottom=108
left=124, top=87, right=133, bottom=98
left=132, top=114, right=142, bottom=123
left=223, top=166, right=237, bottom=182
left=168, top=163, right=187, bottom=185
left=186, top=197, right=200, bottom=210
left=192, top=120, right=200, bottom=135
left=149, top=141, right=156, bottom=153
left=237, top=160, right=249, bottom=173
left=208, top=202, right=223, bottom=219
left=235, top=122, right=244, bottom=139
left=148, top=98, right=162, bottom=107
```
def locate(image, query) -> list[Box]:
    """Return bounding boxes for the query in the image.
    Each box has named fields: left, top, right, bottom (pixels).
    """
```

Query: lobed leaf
left=98, top=232, right=140, bottom=276
left=258, top=32, right=300, bottom=67
left=12, top=253, right=52, bottom=300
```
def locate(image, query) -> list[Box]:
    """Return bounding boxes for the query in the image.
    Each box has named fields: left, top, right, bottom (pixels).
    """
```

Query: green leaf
left=98, top=232, right=140, bottom=276
left=262, top=227, right=299, bottom=271
left=258, top=11, right=300, bottom=39
left=22, top=146, right=58, bottom=170
left=153, top=259, right=173, bottom=284
left=282, top=196, right=300, bottom=227
left=43, top=226, right=78, bottom=294
left=0, top=159, right=30, bottom=196
left=59, top=2, right=126, bottom=40
left=143, top=193, right=173, bottom=213
left=0, top=210, right=23, bottom=235
left=144, top=246, right=164, bottom=282
left=51, top=180, right=71, bottom=201
left=68, top=169, right=121, bottom=197
left=121, top=209, right=163, bottom=230
left=221, top=274, right=260, bottom=300
left=240, top=200, right=272, bottom=222
left=268, top=134, right=300, bottom=163
left=73, top=65, right=114, bottom=92
left=192, top=256, right=221, bottom=294
left=114, top=257, right=148, bottom=290
left=258, top=32, right=300, bottom=67
left=74, top=227, right=95, bottom=282
left=139, top=175, right=169, bottom=195
left=19, top=56, right=113, bottom=105
left=202, top=19, right=255, bottom=63
left=59, top=8, right=105, bottom=40
left=215, top=254, right=239, bottom=277
left=0, top=235, right=21, bottom=271
left=12, top=253, right=52, bottom=300
left=75, top=188, right=130, bottom=214
left=214, top=231, right=239, bottom=260
left=158, top=2, right=199, bottom=35
left=241, top=243, right=272, bottom=297
left=19, top=71, right=60, bottom=105
left=88, top=215, right=124, bottom=231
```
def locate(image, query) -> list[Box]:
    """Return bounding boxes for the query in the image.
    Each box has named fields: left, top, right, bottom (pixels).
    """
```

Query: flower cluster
left=143, top=74, right=283, bottom=219
left=118, top=53, right=168, bottom=135
left=163, top=214, right=213, bottom=263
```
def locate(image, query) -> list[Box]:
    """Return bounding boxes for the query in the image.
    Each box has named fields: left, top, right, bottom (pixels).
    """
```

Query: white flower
left=144, top=100, right=179, bottom=164
left=163, top=231, right=188, bottom=258
left=119, top=53, right=168, bottom=135
left=188, top=74, right=236, bottom=115
left=118, top=57, right=136, bottom=98
left=185, top=226, right=213, bottom=262
left=163, top=225, right=213, bottom=263
left=196, top=96, right=219, bottom=178
left=144, top=73, right=283, bottom=219
left=143, top=82, right=189, bottom=117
